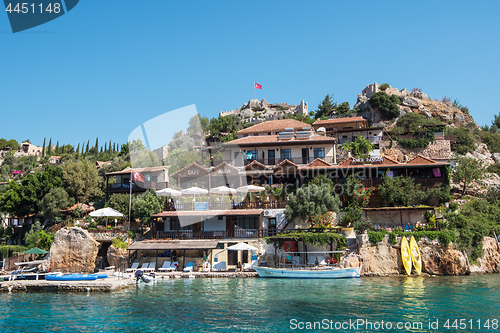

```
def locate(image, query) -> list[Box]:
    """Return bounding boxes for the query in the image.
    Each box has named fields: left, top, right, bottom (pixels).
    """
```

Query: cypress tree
left=76, top=143, right=80, bottom=156
left=42, top=137, right=46, bottom=157
left=113, top=143, right=116, bottom=152
left=86, top=140, right=89, bottom=153
left=104, top=142, right=107, bottom=152
left=100, top=146, right=103, bottom=153
left=55, top=141, right=59, bottom=154
left=47, top=138, right=52, bottom=156
left=95, top=138, right=98, bottom=149
left=109, top=140, right=112, bottom=153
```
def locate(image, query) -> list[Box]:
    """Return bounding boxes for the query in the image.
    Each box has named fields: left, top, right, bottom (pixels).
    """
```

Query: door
left=268, top=150, right=275, bottom=165
left=226, top=216, right=235, bottom=238
left=302, top=148, right=309, bottom=164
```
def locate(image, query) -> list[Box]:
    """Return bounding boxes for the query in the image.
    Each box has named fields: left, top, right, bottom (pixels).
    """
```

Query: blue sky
left=1, top=1, right=499, bottom=148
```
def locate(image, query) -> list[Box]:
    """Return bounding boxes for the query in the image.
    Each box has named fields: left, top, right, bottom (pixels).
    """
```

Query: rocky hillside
left=354, top=83, right=477, bottom=128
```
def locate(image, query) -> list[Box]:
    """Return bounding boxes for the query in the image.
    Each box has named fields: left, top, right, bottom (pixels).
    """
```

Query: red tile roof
left=274, top=159, right=299, bottom=169
left=224, top=134, right=335, bottom=146
left=237, top=119, right=311, bottom=134
left=169, top=162, right=209, bottom=178
left=313, top=116, right=367, bottom=126
left=243, top=160, right=269, bottom=170
left=406, top=154, right=437, bottom=165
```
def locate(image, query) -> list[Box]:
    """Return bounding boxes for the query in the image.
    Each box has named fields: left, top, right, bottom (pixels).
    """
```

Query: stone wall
left=351, top=234, right=500, bottom=276
left=380, top=139, right=452, bottom=162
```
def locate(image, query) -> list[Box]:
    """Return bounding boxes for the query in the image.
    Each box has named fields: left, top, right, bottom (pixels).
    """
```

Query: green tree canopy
left=133, top=190, right=162, bottom=225
left=62, top=160, right=102, bottom=204
left=285, top=180, right=341, bottom=223
left=452, top=156, right=485, bottom=196
left=39, top=187, right=73, bottom=220
left=342, top=136, right=374, bottom=159
left=447, top=127, right=476, bottom=155
left=314, top=94, right=336, bottom=119
left=368, top=92, right=401, bottom=120
left=106, top=193, right=135, bottom=216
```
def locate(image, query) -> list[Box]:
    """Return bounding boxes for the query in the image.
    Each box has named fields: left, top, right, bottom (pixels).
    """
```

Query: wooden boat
left=409, top=236, right=422, bottom=275
left=400, top=236, right=412, bottom=275
left=255, top=265, right=362, bottom=279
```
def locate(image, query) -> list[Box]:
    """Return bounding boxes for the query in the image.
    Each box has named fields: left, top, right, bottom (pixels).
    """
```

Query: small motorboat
left=46, top=273, right=98, bottom=281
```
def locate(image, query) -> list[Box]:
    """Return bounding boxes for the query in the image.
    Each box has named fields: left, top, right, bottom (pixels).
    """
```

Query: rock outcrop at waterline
left=107, top=244, right=128, bottom=268
left=45, top=227, right=100, bottom=273
left=351, top=234, right=500, bottom=276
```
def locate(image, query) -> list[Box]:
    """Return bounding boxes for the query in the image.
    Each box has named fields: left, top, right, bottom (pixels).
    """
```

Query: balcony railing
left=164, top=200, right=287, bottom=211
left=106, top=182, right=166, bottom=192
left=337, top=137, right=381, bottom=145
left=156, top=228, right=282, bottom=240
left=228, top=156, right=335, bottom=167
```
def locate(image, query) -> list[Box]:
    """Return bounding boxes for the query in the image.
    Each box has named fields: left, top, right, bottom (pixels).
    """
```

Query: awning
left=128, top=240, right=219, bottom=251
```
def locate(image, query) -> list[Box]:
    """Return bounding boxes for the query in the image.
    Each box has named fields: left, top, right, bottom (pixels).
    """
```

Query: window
left=281, top=149, right=291, bottom=160
left=246, top=150, right=258, bottom=160
left=145, top=174, right=151, bottom=182
left=314, top=148, right=325, bottom=159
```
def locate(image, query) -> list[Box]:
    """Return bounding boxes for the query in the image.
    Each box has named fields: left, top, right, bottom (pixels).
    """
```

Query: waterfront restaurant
left=104, top=166, right=168, bottom=200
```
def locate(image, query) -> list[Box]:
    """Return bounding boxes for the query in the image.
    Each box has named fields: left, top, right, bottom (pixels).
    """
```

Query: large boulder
left=408, top=91, right=430, bottom=101
left=107, top=244, right=128, bottom=268
left=402, top=97, right=420, bottom=108
left=48, top=227, right=100, bottom=273
left=357, top=234, right=400, bottom=276
left=419, top=237, right=469, bottom=275
left=471, top=237, right=500, bottom=273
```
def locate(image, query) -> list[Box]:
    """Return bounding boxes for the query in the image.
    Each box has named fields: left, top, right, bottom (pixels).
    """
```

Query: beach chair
left=183, top=262, right=194, bottom=272
left=146, top=262, right=156, bottom=272
left=158, top=261, right=171, bottom=272
left=213, top=261, right=226, bottom=271
left=139, top=262, right=149, bottom=272
left=168, top=261, right=179, bottom=271
left=126, top=262, right=139, bottom=273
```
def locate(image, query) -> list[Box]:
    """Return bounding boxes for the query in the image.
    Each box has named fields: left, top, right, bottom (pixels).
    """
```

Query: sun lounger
left=146, top=262, right=156, bottom=272
left=183, top=262, right=194, bottom=272
left=167, top=261, right=178, bottom=272
left=213, top=261, right=226, bottom=271
left=126, top=262, right=139, bottom=273
left=158, top=261, right=171, bottom=272
left=138, top=262, right=149, bottom=272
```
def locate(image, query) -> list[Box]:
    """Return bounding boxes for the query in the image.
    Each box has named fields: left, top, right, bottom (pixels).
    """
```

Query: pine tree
left=42, top=137, right=46, bottom=157
left=85, top=140, right=89, bottom=153
left=47, top=138, right=52, bottom=156
left=314, top=94, right=336, bottom=119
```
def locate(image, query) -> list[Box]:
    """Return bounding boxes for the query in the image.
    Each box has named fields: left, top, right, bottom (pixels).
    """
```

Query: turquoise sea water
left=0, top=275, right=499, bottom=333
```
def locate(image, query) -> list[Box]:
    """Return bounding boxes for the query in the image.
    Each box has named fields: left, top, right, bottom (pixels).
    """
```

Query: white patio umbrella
left=89, top=207, right=124, bottom=217
left=226, top=242, right=258, bottom=251
left=209, top=186, right=237, bottom=195
left=181, top=186, right=209, bottom=201
left=89, top=207, right=124, bottom=227
left=155, top=188, right=182, bottom=197
left=236, top=185, right=265, bottom=193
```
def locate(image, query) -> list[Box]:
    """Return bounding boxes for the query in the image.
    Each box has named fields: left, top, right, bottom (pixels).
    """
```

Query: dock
left=0, top=271, right=259, bottom=293
left=0, top=276, right=134, bottom=293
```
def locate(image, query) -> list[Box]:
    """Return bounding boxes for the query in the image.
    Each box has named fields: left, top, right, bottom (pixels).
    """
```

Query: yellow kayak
left=400, top=236, right=412, bottom=276
left=409, top=236, right=422, bottom=275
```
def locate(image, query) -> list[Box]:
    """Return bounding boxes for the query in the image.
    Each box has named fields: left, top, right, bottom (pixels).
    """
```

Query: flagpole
left=128, top=170, right=132, bottom=231
left=254, top=82, right=256, bottom=100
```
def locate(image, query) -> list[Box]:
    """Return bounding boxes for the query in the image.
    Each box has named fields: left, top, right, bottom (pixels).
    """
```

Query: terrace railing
left=156, top=228, right=282, bottom=240
left=164, top=200, right=287, bottom=211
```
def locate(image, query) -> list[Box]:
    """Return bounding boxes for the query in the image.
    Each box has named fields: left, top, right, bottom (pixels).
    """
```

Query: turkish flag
left=254, top=82, right=262, bottom=89
left=132, top=171, right=145, bottom=183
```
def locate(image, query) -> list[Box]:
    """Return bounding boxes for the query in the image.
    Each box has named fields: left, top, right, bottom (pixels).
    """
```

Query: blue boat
left=92, top=273, right=108, bottom=279
left=46, top=273, right=98, bottom=281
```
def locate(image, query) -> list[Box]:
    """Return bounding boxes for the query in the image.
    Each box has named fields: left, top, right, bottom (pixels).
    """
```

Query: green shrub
left=398, top=138, right=430, bottom=148
left=112, top=237, right=127, bottom=250
left=446, top=127, right=476, bottom=155
left=487, top=163, right=500, bottom=174
left=368, top=92, right=401, bottom=120
left=379, top=83, right=390, bottom=91
left=367, top=231, right=386, bottom=244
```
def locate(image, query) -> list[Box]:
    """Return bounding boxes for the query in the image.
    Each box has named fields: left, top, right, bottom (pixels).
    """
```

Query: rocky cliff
left=46, top=227, right=100, bottom=273
left=351, top=234, right=500, bottom=276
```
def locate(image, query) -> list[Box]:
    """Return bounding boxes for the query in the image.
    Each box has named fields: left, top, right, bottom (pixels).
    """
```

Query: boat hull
left=401, top=237, right=412, bottom=276
left=46, top=274, right=98, bottom=281
left=255, top=266, right=362, bottom=279
left=409, top=236, right=422, bottom=275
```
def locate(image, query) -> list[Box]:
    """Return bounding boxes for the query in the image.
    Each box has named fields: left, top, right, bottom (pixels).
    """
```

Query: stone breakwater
left=347, top=234, right=500, bottom=276
left=0, top=276, right=134, bottom=293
